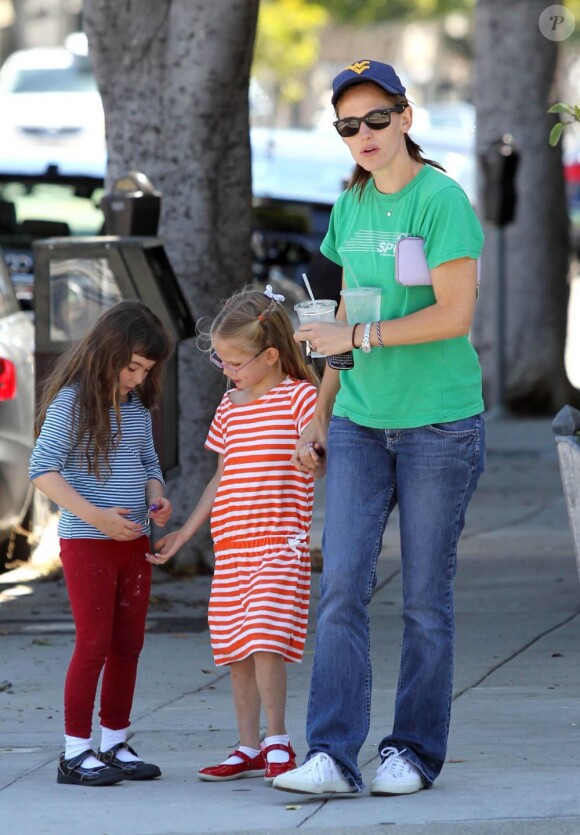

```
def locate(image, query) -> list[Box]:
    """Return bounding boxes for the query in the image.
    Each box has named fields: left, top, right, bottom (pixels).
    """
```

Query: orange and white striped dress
left=205, top=376, right=317, bottom=666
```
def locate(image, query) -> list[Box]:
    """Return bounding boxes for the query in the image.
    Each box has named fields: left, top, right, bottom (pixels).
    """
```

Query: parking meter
left=479, top=135, right=520, bottom=415
left=32, top=235, right=195, bottom=477
left=480, top=135, right=520, bottom=227
left=100, top=171, right=161, bottom=236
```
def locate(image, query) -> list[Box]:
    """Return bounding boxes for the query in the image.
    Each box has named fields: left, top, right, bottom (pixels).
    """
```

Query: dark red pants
left=59, top=536, right=151, bottom=738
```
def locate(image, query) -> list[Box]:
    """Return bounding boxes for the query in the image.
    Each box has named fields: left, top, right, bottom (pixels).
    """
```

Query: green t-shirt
left=320, top=164, right=485, bottom=429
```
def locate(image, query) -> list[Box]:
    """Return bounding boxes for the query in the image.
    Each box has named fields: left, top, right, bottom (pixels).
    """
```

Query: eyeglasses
left=333, top=104, right=406, bottom=138
left=209, top=348, right=266, bottom=373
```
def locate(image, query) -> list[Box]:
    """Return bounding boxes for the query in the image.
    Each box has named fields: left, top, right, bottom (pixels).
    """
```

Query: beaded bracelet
left=375, top=321, right=384, bottom=348
left=352, top=323, right=361, bottom=349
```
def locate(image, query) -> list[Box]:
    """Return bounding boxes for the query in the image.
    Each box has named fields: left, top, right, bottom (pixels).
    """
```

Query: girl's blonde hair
left=210, top=287, right=318, bottom=386
left=36, top=300, right=174, bottom=479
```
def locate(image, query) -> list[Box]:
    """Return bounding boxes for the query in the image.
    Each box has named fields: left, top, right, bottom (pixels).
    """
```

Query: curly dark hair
left=36, top=300, right=174, bottom=479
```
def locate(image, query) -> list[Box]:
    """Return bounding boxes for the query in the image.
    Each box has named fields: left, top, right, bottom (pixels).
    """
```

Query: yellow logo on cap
left=345, top=60, right=371, bottom=75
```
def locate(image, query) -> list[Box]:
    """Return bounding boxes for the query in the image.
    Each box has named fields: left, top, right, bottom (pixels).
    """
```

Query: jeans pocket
left=427, top=415, right=481, bottom=436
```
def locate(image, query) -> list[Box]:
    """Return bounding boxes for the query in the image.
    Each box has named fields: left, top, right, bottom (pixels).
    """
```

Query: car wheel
left=0, top=488, right=52, bottom=569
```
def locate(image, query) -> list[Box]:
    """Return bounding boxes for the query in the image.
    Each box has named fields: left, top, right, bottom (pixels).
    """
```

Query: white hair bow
left=264, top=284, right=286, bottom=303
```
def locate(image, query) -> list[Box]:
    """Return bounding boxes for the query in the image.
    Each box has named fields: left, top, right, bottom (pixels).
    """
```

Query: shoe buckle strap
left=64, top=749, right=98, bottom=771
left=261, top=742, right=295, bottom=757
left=230, top=748, right=256, bottom=765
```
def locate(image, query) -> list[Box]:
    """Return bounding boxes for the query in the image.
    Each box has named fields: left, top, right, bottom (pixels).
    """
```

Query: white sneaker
left=370, top=747, right=424, bottom=796
left=272, top=752, right=356, bottom=795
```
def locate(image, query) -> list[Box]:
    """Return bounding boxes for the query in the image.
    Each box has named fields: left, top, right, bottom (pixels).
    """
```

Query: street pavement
left=1, top=415, right=580, bottom=835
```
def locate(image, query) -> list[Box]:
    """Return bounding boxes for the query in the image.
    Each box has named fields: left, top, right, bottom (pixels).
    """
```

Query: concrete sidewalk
left=1, top=416, right=580, bottom=834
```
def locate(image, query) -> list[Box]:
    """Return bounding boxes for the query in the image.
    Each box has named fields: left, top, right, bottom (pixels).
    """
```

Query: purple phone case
left=395, top=237, right=432, bottom=286
left=395, top=236, right=481, bottom=288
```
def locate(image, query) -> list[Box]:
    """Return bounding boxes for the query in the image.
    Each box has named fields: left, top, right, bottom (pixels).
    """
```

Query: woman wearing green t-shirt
left=272, top=60, right=485, bottom=798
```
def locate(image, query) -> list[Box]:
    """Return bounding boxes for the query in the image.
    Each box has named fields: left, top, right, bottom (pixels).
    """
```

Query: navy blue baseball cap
left=331, top=59, right=406, bottom=107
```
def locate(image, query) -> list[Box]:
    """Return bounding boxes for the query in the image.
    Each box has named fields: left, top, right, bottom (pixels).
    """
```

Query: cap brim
left=331, top=77, right=403, bottom=107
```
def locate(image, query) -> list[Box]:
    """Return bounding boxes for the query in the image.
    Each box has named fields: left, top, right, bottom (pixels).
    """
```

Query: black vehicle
left=0, top=116, right=348, bottom=307
left=0, top=170, right=105, bottom=310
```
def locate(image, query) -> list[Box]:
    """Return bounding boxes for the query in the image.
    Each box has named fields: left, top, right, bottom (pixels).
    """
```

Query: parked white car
left=0, top=44, right=106, bottom=179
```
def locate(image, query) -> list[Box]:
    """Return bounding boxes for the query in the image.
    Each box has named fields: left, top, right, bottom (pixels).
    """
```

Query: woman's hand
left=294, top=320, right=352, bottom=358
left=148, top=496, right=172, bottom=528
left=146, top=529, right=188, bottom=565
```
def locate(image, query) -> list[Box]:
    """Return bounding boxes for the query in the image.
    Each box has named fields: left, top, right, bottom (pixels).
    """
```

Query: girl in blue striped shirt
left=30, top=301, right=174, bottom=787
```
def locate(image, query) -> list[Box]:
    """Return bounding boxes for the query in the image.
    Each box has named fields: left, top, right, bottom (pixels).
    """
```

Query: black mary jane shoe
left=57, top=750, right=125, bottom=786
left=98, top=742, right=162, bottom=780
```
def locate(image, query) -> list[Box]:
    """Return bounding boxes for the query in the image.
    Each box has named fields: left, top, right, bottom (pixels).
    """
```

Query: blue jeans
left=306, top=414, right=486, bottom=790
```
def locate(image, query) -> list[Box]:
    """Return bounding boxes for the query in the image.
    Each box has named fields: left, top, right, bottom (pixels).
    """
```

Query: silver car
left=0, top=252, right=45, bottom=567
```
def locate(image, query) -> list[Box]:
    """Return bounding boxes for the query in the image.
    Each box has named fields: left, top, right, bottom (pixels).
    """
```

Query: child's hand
left=148, top=497, right=172, bottom=527
left=96, top=507, right=143, bottom=540
left=293, top=441, right=326, bottom=476
left=146, top=529, right=185, bottom=565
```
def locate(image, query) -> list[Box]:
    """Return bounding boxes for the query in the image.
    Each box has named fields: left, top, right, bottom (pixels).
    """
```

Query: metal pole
left=488, top=224, right=506, bottom=419
left=553, top=406, right=580, bottom=584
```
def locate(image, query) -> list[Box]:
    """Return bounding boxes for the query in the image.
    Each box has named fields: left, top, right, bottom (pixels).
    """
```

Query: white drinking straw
left=341, top=253, right=360, bottom=287
left=301, top=273, right=316, bottom=303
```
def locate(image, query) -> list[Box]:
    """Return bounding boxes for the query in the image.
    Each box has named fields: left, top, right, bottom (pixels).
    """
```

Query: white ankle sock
left=64, top=735, right=101, bottom=769
left=222, top=745, right=261, bottom=765
left=100, top=726, right=142, bottom=763
left=263, top=734, right=291, bottom=763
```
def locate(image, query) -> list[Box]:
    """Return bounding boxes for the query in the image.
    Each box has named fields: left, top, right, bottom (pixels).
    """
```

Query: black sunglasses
left=333, top=104, right=406, bottom=138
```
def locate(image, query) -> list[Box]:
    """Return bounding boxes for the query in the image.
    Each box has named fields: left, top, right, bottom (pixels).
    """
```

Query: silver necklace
left=374, top=182, right=402, bottom=217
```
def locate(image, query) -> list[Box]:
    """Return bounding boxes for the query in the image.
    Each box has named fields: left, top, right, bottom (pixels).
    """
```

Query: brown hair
left=36, top=300, right=174, bottom=479
left=210, top=287, right=318, bottom=386
left=338, top=90, right=446, bottom=198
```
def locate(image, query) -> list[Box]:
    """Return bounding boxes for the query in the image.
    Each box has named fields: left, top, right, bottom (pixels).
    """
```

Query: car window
left=0, top=47, right=99, bottom=95
left=7, top=66, right=98, bottom=94
left=1, top=182, right=104, bottom=235
left=0, top=179, right=105, bottom=310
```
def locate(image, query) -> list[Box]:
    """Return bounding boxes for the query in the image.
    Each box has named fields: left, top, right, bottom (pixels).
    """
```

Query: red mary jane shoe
left=263, top=742, right=297, bottom=783
left=198, top=749, right=266, bottom=782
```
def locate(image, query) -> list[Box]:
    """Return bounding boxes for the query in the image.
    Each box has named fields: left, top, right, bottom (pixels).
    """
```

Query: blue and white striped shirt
left=29, top=386, right=163, bottom=539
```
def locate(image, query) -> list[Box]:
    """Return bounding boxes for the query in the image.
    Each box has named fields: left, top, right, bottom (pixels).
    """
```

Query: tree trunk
left=83, top=0, right=260, bottom=570
left=472, top=0, right=578, bottom=414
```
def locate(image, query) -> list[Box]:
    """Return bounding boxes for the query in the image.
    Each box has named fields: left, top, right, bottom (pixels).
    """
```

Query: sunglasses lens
left=365, top=110, right=392, bottom=129
left=335, top=119, right=359, bottom=137
left=334, top=108, right=397, bottom=138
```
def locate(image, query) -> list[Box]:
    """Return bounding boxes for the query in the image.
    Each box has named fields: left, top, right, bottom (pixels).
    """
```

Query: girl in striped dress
left=151, top=286, right=323, bottom=783
left=29, top=301, right=174, bottom=787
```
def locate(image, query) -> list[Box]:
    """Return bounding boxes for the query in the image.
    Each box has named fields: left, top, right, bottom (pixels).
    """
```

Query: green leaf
left=548, top=103, right=575, bottom=115
left=549, top=122, right=564, bottom=146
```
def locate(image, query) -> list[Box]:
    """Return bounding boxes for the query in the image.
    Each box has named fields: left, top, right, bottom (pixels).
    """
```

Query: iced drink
left=294, top=299, right=337, bottom=357
left=340, top=287, right=382, bottom=325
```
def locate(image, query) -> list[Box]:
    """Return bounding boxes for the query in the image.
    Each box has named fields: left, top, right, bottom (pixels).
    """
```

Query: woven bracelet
left=352, top=323, right=360, bottom=349
left=375, top=321, right=384, bottom=348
